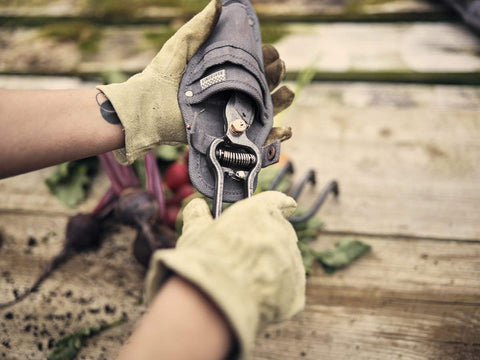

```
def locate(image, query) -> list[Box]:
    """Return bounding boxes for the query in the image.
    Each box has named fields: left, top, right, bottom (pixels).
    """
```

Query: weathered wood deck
left=1, top=1, right=479, bottom=359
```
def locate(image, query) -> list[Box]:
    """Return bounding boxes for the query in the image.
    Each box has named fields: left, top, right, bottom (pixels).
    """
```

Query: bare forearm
left=116, top=276, right=234, bottom=360
left=0, top=89, right=124, bottom=178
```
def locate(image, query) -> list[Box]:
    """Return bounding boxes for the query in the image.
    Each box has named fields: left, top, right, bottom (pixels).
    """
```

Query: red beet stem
left=99, top=152, right=141, bottom=195
left=92, top=186, right=117, bottom=220
left=144, top=152, right=166, bottom=220
left=98, top=154, right=124, bottom=195
left=105, top=152, right=126, bottom=189
left=116, top=158, right=140, bottom=189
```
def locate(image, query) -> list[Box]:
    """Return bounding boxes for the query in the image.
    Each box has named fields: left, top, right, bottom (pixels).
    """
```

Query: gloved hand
left=145, top=191, right=306, bottom=359
left=98, top=0, right=294, bottom=165
left=262, top=44, right=295, bottom=145
left=98, top=0, right=222, bottom=165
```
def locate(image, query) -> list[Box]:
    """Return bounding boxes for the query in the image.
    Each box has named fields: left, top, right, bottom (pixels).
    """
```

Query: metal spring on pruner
left=215, top=148, right=257, bottom=169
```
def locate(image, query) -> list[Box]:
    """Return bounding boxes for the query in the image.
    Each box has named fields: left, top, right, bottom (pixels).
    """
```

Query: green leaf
left=155, top=145, right=187, bottom=162
left=101, top=69, right=129, bottom=84
left=298, top=242, right=316, bottom=275
left=316, top=239, right=371, bottom=273
left=47, top=315, right=127, bottom=360
left=45, top=158, right=98, bottom=208
left=256, top=165, right=292, bottom=194
left=292, top=208, right=324, bottom=243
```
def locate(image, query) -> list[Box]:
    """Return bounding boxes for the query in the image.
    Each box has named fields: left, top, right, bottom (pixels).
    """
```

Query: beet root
left=0, top=213, right=102, bottom=309
left=116, top=188, right=158, bottom=228
left=133, top=224, right=177, bottom=267
left=66, top=213, right=101, bottom=251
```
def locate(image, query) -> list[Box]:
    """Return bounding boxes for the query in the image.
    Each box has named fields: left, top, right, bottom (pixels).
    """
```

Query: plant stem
left=98, top=153, right=123, bottom=194
left=145, top=151, right=166, bottom=220
left=92, top=186, right=117, bottom=220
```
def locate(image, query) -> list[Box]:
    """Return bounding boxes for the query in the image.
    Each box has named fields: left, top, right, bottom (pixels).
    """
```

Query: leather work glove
left=98, top=0, right=222, bottom=165
left=145, top=191, right=306, bottom=359
left=98, top=0, right=294, bottom=165
left=262, top=44, right=295, bottom=145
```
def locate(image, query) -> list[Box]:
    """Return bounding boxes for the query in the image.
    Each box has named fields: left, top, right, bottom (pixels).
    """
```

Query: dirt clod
left=27, top=237, right=38, bottom=247
left=104, top=305, right=116, bottom=314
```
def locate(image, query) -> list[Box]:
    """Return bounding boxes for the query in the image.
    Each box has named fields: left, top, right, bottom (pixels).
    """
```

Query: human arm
left=0, top=89, right=123, bottom=178
left=140, top=192, right=306, bottom=359
left=0, top=0, right=222, bottom=179
left=116, top=275, right=234, bottom=360
left=0, top=0, right=292, bottom=179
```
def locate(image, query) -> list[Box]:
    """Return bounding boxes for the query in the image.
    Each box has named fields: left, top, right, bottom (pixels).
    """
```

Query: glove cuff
left=145, top=248, right=259, bottom=360
left=96, top=77, right=186, bottom=165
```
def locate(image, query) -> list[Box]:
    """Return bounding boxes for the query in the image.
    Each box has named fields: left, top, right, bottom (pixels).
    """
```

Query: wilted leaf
left=298, top=242, right=316, bottom=275
left=316, top=239, right=371, bottom=273
left=47, top=315, right=126, bottom=360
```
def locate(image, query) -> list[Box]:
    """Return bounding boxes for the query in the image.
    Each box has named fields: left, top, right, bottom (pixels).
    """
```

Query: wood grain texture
left=1, top=215, right=479, bottom=359
left=0, top=0, right=450, bottom=23
left=275, top=22, right=480, bottom=77
left=0, top=168, right=111, bottom=217
left=0, top=82, right=479, bottom=241
left=252, top=234, right=480, bottom=360
left=280, top=82, right=480, bottom=240
left=1, top=22, right=479, bottom=83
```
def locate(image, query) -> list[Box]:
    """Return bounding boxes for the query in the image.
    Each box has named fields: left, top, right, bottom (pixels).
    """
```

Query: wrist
left=146, top=248, right=260, bottom=359
left=117, top=275, right=233, bottom=360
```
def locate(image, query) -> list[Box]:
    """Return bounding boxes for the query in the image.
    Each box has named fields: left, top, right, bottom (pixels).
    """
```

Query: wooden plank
left=279, top=82, right=480, bottom=240
left=1, top=22, right=479, bottom=84
left=0, top=167, right=111, bottom=216
left=0, top=0, right=451, bottom=25
left=0, top=75, right=96, bottom=89
left=275, top=22, right=480, bottom=83
left=1, top=213, right=479, bottom=359
left=253, top=234, right=480, bottom=360
left=0, top=82, right=479, bottom=240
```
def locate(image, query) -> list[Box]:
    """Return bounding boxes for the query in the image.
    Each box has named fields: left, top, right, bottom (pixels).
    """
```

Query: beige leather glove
left=97, top=0, right=222, bottom=165
left=145, top=191, right=306, bottom=359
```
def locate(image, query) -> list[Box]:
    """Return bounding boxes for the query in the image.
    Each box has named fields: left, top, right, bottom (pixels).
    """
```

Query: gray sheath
left=443, top=0, right=480, bottom=32
left=178, top=0, right=280, bottom=211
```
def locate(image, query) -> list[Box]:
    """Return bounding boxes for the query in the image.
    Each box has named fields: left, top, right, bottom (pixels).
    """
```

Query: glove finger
left=246, top=191, right=297, bottom=219
left=265, top=58, right=286, bottom=91
left=181, top=198, right=214, bottom=235
left=272, top=85, right=295, bottom=115
left=263, top=126, right=292, bottom=146
left=152, top=0, right=221, bottom=74
left=263, top=44, right=280, bottom=68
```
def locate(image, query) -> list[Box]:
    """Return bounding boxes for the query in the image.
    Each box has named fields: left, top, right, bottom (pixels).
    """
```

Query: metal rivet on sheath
left=230, top=119, right=247, bottom=136
left=267, top=145, right=276, bottom=160
left=185, top=90, right=193, bottom=97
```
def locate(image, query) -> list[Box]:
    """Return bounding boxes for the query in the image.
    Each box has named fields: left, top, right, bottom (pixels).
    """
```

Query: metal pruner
left=207, top=92, right=262, bottom=218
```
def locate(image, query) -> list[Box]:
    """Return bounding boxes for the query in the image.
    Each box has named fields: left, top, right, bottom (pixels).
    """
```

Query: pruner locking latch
left=207, top=92, right=262, bottom=218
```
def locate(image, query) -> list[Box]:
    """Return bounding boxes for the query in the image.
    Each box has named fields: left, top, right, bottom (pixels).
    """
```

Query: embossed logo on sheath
left=200, top=70, right=226, bottom=90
